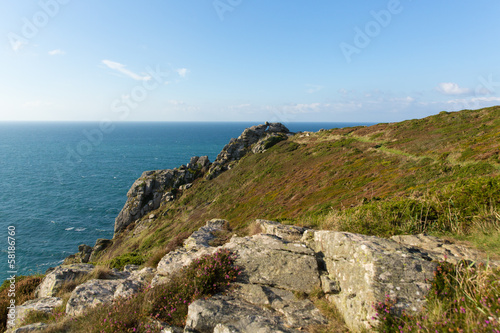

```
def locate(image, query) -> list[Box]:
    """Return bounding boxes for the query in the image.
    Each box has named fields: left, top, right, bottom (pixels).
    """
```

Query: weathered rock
left=184, top=219, right=230, bottom=250
left=303, top=230, right=438, bottom=332
left=234, top=283, right=327, bottom=328
left=391, top=234, right=500, bottom=267
left=6, top=323, right=48, bottom=333
left=207, top=123, right=291, bottom=180
left=7, top=297, right=62, bottom=330
left=35, top=264, right=94, bottom=298
left=115, top=156, right=210, bottom=234
left=185, top=295, right=301, bottom=333
left=223, top=234, right=321, bottom=293
left=65, top=267, right=153, bottom=316
left=66, top=279, right=118, bottom=316
left=153, top=247, right=218, bottom=286
left=255, top=219, right=308, bottom=242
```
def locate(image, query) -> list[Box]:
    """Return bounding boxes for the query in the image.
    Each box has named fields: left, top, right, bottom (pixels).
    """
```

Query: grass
left=373, top=261, right=500, bottom=332
left=0, top=275, right=44, bottom=331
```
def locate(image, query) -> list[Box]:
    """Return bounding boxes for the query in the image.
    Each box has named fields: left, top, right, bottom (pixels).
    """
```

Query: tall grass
left=373, top=261, right=500, bottom=332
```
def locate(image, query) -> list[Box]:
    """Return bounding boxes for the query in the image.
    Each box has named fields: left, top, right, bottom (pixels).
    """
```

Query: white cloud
left=22, top=100, right=52, bottom=108
left=306, top=84, right=323, bottom=94
left=436, top=82, right=471, bottom=95
left=168, top=100, right=185, bottom=105
left=176, top=68, right=189, bottom=78
left=102, top=60, right=151, bottom=81
left=48, top=49, right=65, bottom=56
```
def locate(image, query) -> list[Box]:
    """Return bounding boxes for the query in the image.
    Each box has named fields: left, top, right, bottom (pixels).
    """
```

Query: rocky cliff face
left=114, top=156, right=211, bottom=234
left=206, top=122, right=291, bottom=180
left=113, top=122, right=291, bottom=236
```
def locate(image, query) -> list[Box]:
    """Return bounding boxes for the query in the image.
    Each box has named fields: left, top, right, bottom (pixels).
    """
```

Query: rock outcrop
left=25, top=219, right=497, bottom=333
left=206, top=122, right=291, bottom=179
left=65, top=267, right=154, bottom=316
left=35, top=264, right=94, bottom=298
left=6, top=297, right=62, bottom=330
left=114, top=156, right=210, bottom=234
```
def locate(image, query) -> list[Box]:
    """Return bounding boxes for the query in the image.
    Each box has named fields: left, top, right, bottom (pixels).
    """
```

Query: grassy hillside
left=102, top=106, right=500, bottom=266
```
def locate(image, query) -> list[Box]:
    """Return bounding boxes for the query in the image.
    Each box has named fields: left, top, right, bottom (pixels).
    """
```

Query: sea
left=0, top=121, right=373, bottom=282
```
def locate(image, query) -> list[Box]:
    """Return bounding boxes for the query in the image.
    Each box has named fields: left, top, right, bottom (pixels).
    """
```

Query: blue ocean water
left=0, top=121, right=372, bottom=281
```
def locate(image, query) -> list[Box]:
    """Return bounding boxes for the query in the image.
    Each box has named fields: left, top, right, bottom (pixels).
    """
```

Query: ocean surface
left=0, top=121, right=373, bottom=281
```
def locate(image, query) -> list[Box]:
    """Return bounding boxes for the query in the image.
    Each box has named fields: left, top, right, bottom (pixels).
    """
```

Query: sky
left=0, top=0, right=499, bottom=123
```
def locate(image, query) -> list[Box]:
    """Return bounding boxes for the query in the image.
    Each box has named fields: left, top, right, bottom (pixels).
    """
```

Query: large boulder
left=7, top=297, right=62, bottom=330
left=255, top=219, right=308, bottom=242
left=114, top=156, right=210, bottom=234
left=223, top=234, right=321, bottom=293
left=391, top=234, right=500, bottom=267
left=35, top=264, right=94, bottom=298
left=185, top=295, right=301, bottom=333
left=66, top=267, right=154, bottom=316
left=302, top=230, right=438, bottom=332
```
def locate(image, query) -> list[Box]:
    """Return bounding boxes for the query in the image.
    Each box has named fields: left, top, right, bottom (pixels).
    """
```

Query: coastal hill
left=1, top=106, right=499, bottom=332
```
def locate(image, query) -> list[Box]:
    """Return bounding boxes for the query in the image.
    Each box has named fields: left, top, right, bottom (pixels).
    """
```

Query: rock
left=35, top=264, right=94, bottom=298
left=153, top=247, right=218, bottom=286
left=391, top=234, right=500, bottom=267
left=160, top=324, right=184, bottom=333
left=207, top=123, right=291, bottom=180
left=66, top=279, right=118, bottom=316
left=7, top=298, right=62, bottom=330
left=303, top=230, right=438, bottom=332
left=223, top=234, right=321, bottom=293
left=7, top=323, right=48, bottom=333
left=255, top=219, right=308, bottom=242
left=114, top=159, right=210, bottom=234
left=320, top=274, right=341, bottom=295
left=185, top=295, right=301, bottom=333
left=65, top=267, right=153, bottom=316
left=179, top=183, right=193, bottom=191
left=184, top=219, right=230, bottom=250
left=234, top=283, right=327, bottom=327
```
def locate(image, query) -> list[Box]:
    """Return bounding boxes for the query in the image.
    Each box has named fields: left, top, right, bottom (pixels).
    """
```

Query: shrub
left=109, top=251, right=145, bottom=269
left=145, top=248, right=240, bottom=327
left=0, top=275, right=43, bottom=331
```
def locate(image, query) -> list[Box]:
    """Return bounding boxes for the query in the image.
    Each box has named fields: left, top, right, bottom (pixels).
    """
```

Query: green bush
left=109, top=251, right=145, bottom=269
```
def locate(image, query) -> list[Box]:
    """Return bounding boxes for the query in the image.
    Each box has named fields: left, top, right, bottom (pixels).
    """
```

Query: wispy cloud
left=176, top=68, right=189, bottom=78
left=436, top=82, right=471, bottom=95
left=22, top=100, right=52, bottom=108
left=168, top=100, right=185, bottom=105
left=48, top=49, right=65, bottom=56
left=306, top=84, right=323, bottom=94
left=102, top=60, right=151, bottom=81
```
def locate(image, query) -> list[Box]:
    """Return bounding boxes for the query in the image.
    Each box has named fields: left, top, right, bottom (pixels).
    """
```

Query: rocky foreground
left=8, top=219, right=496, bottom=332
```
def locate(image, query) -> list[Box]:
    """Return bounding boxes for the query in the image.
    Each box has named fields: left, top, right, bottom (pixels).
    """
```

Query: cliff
left=3, top=107, right=500, bottom=332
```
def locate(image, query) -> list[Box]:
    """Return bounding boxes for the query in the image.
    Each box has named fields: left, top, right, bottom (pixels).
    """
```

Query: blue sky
left=1, top=0, right=499, bottom=122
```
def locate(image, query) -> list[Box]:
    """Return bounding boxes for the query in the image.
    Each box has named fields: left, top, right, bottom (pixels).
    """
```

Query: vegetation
left=0, top=275, right=43, bottom=331
left=35, top=249, right=239, bottom=333
left=4, top=106, right=500, bottom=332
left=374, top=261, right=500, bottom=332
